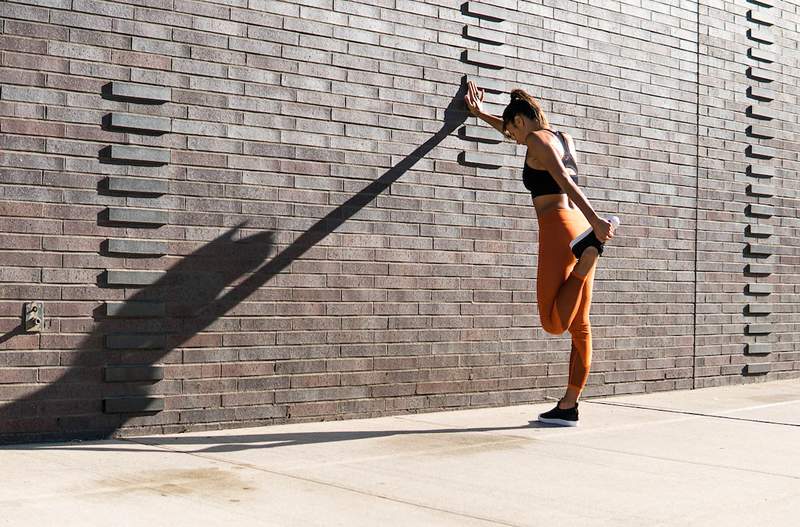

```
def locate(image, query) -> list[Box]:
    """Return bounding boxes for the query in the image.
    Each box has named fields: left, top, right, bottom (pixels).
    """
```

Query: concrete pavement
left=2, top=379, right=799, bottom=526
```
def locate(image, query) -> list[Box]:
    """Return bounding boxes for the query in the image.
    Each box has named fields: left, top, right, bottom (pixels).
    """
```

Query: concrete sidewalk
left=2, top=379, right=799, bottom=527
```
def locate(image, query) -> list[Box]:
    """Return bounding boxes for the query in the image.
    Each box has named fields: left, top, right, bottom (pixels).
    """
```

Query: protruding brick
left=746, top=204, right=773, bottom=217
left=106, top=334, right=166, bottom=349
left=746, top=184, right=774, bottom=197
left=746, top=105, right=774, bottom=120
left=108, top=207, right=169, bottom=225
left=747, top=165, right=775, bottom=178
left=745, top=343, right=771, bottom=355
left=106, top=145, right=170, bottom=165
left=107, top=238, right=168, bottom=256
left=460, top=125, right=503, bottom=143
left=105, top=365, right=164, bottom=382
left=104, top=397, right=164, bottom=413
left=746, top=66, right=775, bottom=82
left=460, top=151, right=504, bottom=168
left=746, top=125, right=774, bottom=138
left=463, top=50, right=505, bottom=69
left=747, top=9, right=775, bottom=26
left=109, top=113, right=171, bottom=134
left=106, top=270, right=167, bottom=286
left=745, top=223, right=773, bottom=237
left=746, top=243, right=772, bottom=256
left=463, top=2, right=511, bottom=21
left=745, top=323, right=771, bottom=335
left=108, top=176, right=169, bottom=195
left=746, top=86, right=774, bottom=101
left=746, top=303, right=772, bottom=315
left=748, top=47, right=775, bottom=63
left=109, top=82, right=171, bottom=103
left=744, top=363, right=770, bottom=374
left=464, top=25, right=506, bottom=45
left=745, top=263, right=774, bottom=275
left=745, top=283, right=773, bottom=295
left=746, top=144, right=776, bottom=159
left=106, top=301, right=166, bottom=318
left=747, top=27, right=774, bottom=44
left=466, top=75, right=507, bottom=93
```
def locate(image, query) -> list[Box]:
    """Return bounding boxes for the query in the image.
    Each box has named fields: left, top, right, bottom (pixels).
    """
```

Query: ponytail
left=503, top=88, right=549, bottom=130
left=509, top=89, right=533, bottom=104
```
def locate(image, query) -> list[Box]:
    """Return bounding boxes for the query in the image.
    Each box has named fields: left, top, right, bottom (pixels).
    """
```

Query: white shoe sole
left=537, top=416, right=579, bottom=427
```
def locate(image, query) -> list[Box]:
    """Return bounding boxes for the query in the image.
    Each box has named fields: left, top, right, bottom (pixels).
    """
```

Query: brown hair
left=502, top=89, right=549, bottom=135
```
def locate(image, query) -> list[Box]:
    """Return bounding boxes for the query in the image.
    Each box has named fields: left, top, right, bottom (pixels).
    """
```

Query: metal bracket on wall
left=23, top=302, right=44, bottom=333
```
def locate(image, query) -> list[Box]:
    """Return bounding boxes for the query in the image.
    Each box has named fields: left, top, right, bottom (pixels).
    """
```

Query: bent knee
left=540, top=319, right=565, bottom=335
left=567, top=322, right=591, bottom=336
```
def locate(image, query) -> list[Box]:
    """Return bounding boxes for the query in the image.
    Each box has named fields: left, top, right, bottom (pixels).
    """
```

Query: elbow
left=554, top=172, right=578, bottom=194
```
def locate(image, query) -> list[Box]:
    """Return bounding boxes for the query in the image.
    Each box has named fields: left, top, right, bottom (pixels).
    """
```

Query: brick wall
left=1, top=0, right=798, bottom=442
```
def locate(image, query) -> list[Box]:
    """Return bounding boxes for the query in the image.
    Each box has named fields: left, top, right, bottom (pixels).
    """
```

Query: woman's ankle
left=558, top=398, right=578, bottom=409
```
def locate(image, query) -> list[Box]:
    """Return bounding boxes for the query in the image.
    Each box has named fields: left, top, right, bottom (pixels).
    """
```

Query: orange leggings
left=537, top=207, right=596, bottom=395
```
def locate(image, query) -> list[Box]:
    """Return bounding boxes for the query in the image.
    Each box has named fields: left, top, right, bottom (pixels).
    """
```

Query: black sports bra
left=522, top=129, right=579, bottom=198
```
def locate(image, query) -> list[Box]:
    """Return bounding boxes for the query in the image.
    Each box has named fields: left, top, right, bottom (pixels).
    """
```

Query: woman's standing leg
left=536, top=208, right=598, bottom=415
left=563, top=265, right=595, bottom=407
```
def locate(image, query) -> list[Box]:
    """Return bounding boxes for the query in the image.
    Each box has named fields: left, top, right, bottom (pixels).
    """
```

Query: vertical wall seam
left=692, top=0, right=701, bottom=390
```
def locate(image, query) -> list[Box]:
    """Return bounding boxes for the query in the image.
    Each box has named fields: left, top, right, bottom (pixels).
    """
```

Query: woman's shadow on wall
left=0, top=87, right=471, bottom=443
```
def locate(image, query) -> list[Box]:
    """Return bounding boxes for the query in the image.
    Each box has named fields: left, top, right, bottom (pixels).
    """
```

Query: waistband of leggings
left=537, top=207, right=581, bottom=225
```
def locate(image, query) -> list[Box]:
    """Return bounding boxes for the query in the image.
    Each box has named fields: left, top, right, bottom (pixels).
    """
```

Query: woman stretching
left=464, top=81, right=618, bottom=426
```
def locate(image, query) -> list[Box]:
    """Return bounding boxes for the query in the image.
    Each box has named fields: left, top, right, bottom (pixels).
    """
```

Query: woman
left=464, top=81, right=618, bottom=426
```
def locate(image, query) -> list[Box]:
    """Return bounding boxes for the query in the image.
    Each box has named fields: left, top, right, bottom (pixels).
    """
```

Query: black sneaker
left=569, top=229, right=604, bottom=258
left=569, top=215, right=620, bottom=259
left=538, top=402, right=579, bottom=427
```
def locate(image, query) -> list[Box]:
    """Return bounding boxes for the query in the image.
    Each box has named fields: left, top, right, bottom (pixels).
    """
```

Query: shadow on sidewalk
left=4, top=420, right=558, bottom=453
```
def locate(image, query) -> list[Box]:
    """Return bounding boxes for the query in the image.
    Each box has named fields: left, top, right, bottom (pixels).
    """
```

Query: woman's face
left=503, top=115, right=531, bottom=145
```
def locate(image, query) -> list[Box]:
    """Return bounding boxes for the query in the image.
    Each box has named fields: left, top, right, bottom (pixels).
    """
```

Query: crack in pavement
left=583, top=399, right=800, bottom=427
